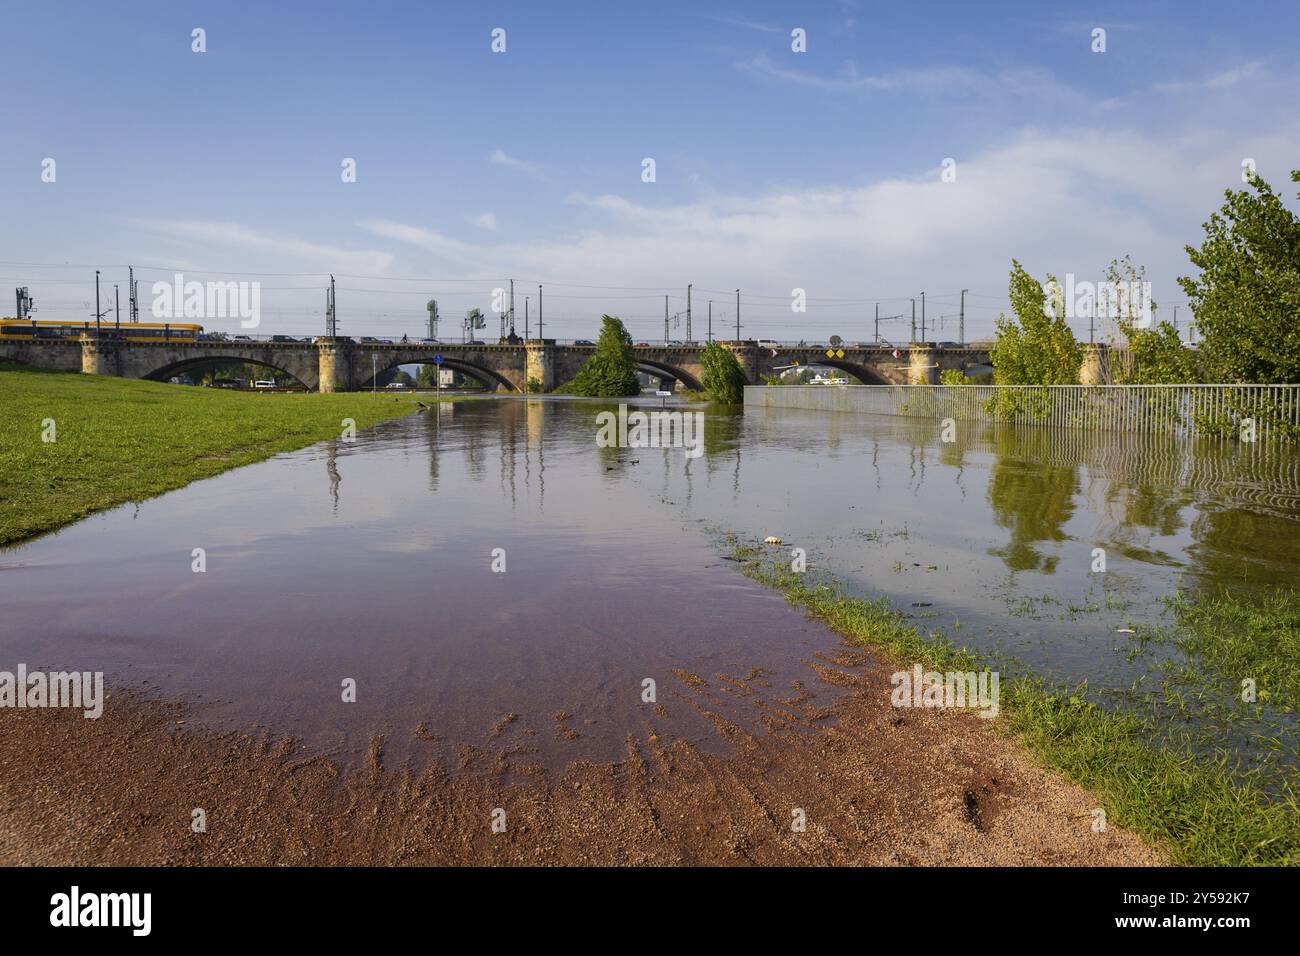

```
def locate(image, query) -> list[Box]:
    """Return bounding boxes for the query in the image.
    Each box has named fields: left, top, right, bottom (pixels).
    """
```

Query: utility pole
left=664, top=296, right=669, bottom=343
left=910, top=298, right=915, bottom=342
left=114, top=284, right=120, bottom=329
left=735, top=289, right=741, bottom=340
left=95, top=270, right=102, bottom=330
left=708, top=300, right=712, bottom=342
left=326, top=275, right=337, bottom=336
left=15, top=287, right=35, bottom=321
left=959, top=289, right=966, bottom=345
left=686, top=284, right=692, bottom=344
left=507, top=279, right=514, bottom=341
left=875, top=302, right=880, bottom=344
left=920, top=291, right=926, bottom=340
left=524, top=296, right=529, bottom=339
left=129, top=266, right=139, bottom=323
left=426, top=299, right=439, bottom=339
left=537, top=285, right=543, bottom=339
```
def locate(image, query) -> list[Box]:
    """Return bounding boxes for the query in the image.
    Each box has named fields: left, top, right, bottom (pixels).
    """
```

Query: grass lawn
left=0, top=363, right=463, bottom=545
left=729, top=540, right=1299, bottom=866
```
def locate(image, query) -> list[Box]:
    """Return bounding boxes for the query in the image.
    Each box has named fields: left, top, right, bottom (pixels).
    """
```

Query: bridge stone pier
left=0, top=334, right=995, bottom=392
left=909, top=342, right=938, bottom=385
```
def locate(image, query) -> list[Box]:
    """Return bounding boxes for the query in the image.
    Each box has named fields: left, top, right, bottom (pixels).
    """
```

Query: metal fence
left=744, top=384, right=1300, bottom=441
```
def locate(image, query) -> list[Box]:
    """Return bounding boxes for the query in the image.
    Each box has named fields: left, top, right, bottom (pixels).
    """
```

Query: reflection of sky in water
left=2, top=397, right=1297, bottom=768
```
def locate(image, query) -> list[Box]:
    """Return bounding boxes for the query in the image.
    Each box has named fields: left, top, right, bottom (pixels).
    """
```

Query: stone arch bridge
left=0, top=334, right=993, bottom=392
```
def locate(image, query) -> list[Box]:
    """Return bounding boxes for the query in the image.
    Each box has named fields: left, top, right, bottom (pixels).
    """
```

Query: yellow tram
left=0, top=319, right=204, bottom=343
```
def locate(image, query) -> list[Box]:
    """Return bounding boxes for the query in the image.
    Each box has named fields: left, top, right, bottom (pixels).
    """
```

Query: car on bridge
left=253, top=380, right=277, bottom=389
left=574, top=339, right=594, bottom=345
left=420, top=337, right=440, bottom=344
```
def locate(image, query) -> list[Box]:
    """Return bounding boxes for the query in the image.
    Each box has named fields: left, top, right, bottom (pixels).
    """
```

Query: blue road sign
left=434, top=354, right=444, bottom=366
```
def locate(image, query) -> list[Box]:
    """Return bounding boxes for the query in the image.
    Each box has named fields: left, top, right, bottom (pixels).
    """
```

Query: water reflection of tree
left=986, top=427, right=1079, bottom=573
left=421, top=407, right=441, bottom=490
left=701, top=407, right=743, bottom=462
left=324, top=439, right=341, bottom=511
left=1188, top=505, right=1300, bottom=596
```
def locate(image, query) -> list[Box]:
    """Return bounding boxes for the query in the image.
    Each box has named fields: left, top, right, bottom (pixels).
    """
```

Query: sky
left=3, top=0, right=1299, bottom=343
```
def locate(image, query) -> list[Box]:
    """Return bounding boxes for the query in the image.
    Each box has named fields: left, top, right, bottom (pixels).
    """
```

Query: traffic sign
left=434, top=354, right=444, bottom=366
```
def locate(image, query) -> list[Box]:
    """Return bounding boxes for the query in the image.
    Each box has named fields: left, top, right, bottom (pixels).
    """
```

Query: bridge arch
left=143, top=354, right=312, bottom=389
left=633, top=359, right=703, bottom=392
left=790, top=359, right=892, bottom=386
left=358, top=355, right=521, bottom=393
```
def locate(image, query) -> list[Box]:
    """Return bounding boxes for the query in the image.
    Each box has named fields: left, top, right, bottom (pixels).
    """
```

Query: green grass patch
left=729, top=541, right=1298, bottom=866
left=0, top=363, right=469, bottom=545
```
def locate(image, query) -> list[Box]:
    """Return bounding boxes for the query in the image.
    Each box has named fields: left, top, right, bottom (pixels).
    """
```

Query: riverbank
left=727, top=542, right=1299, bottom=866
left=0, top=363, right=461, bottom=545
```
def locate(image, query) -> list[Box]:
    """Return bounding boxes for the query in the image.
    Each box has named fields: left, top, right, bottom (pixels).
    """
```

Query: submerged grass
left=1158, top=589, right=1300, bottom=713
left=0, top=363, right=472, bottom=545
left=729, top=540, right=1299, bottom=867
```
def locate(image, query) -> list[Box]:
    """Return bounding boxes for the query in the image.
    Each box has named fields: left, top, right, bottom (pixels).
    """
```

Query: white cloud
left=488, top=149, right=544, bottom=178
left=710, top=13, right=782, bottom=34
left=471, top=212, right=498, bottom=231
left=1152, top=61, right=1266, bottom=94
left=134, top=219, right=395, bottom=275
left=737, top=54, right=985, bottom=94
left=360, top=114, right=1300, bottom=339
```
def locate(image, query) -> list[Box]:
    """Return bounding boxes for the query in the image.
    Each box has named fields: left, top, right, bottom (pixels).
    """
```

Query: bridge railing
left=745, top=384, right=1300, bottom=441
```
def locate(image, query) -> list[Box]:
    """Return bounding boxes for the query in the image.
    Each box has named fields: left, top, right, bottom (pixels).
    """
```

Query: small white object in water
left=1116, top=628, right=1135, bottom=633
left=763, top=535, right=782, bottom=545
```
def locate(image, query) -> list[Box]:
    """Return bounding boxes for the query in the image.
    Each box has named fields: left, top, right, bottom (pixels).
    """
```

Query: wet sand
left=0, top=639, right=1163, bottom=866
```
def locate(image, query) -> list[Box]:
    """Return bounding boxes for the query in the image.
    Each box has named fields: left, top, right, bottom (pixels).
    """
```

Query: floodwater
left=3, top=397, right=1297, bottom=771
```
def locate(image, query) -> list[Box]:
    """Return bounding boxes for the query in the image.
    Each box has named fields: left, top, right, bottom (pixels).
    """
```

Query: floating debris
left=763, top=535, right=782, bottom=545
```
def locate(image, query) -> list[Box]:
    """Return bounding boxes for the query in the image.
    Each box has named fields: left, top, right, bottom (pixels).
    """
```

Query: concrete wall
left=0, top=340, right=83, bottom=373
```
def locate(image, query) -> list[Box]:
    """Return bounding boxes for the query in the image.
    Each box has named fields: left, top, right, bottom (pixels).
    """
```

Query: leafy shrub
left=700, top=341, right=747, bottom=404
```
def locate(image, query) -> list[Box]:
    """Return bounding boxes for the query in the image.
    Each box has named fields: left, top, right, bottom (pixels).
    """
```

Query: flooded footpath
left=7, top=394, right=1293, bottom=864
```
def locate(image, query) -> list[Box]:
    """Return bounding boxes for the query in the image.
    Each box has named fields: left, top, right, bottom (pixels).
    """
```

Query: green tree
left=700, top=341, right=747, bottom=403
left=990, top=260, right=1083, bottom=386
left=1107, top=256, right=1200, bottom=384
left=1179, top=169, right=1300, bottom=384
left=563, top=315, right=640, bottom=396
left=986, top=260, right=1082, bottom=418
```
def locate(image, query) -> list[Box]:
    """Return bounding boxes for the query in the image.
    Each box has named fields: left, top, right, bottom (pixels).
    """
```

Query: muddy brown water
left=2, top=396, right=1297, bottom=772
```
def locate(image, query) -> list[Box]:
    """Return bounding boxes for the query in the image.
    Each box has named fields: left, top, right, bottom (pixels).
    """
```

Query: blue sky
left=3, top=0, right=1299, bottom=341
